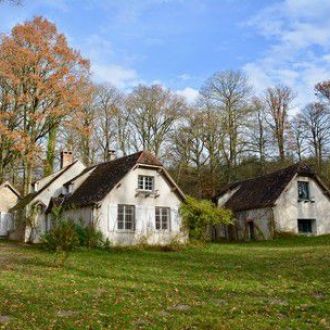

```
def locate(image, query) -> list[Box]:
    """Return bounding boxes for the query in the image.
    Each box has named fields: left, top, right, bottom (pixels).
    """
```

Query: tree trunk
left=23, top=157, right=33, bottom=194
left=45, top=125, right=57, bottom=176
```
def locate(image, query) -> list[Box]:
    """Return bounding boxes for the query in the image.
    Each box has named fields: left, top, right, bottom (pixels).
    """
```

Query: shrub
left=180, top=196, right=233, bottom=241
left=75, top=223, right=104, bottom=249
left=42, top=220, right=80, bottom=253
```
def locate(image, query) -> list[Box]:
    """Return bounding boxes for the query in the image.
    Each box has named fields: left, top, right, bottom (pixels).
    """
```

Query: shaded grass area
left=0, top=236, right=330, bottom=329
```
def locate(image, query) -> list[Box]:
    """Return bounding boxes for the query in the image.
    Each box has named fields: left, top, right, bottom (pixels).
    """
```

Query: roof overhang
left=135, top=163, right=186, bottom=201
left=0, top=181, right=21, bottom=198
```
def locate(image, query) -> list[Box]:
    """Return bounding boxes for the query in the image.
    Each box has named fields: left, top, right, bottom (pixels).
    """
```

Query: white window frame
left=138, top=175, right=154, bottom=192
left=117, top=204, right=136, bottom=231
left=155, top=207, right=171, bottom=230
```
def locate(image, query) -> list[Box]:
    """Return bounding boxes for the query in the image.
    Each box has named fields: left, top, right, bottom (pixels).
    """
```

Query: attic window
left=298, top=181, right=309, bottom=200
left=138, top=175, right=154, bottom=192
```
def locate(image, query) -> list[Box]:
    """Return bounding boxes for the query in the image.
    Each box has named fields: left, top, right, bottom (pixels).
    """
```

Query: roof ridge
left=229, top=162, right=313, bottom=186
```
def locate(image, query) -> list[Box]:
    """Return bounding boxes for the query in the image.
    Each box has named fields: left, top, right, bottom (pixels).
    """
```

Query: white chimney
left=108, top=149, right=116, bottom=161
left=60, top=151, right=73, bottom=169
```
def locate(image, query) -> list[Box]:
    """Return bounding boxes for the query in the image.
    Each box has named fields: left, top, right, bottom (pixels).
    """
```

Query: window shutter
left=171, top=208, right=179, bottom=232
left=108, top=204, right=117, bottom=232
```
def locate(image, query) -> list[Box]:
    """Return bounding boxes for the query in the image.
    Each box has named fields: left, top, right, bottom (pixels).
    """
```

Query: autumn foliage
left=0, top=16, right=90, bottom=192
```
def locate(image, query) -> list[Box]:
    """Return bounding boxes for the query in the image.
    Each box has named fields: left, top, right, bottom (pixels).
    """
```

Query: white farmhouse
left=59, top=151, right=186, bottom=245
left=0, top=181, right=20, bottom=237
left=12, top=152, right=86, bottom=242
left=214, top=162, right=330, bottom=240
left=14, top=151, right=187, bottom=245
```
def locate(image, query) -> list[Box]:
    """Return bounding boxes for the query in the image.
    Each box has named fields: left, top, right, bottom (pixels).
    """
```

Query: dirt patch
left=0, top=315, right=10, bottom=324
left=57, top=310, right=77, bottom=317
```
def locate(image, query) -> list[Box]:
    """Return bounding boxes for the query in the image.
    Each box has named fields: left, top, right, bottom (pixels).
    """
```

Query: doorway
left=248, top=221, right=255, bottom=240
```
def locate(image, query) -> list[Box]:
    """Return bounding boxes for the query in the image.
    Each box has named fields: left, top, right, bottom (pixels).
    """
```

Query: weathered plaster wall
left=0, top=185, right=20, bottom=236
left=93, top=167, right=186, bottom=246
left=0, top=186, right=19, bottom=212
left=235, top=208, right=274, bottom=240
left=274, top=175, right=330, bottom=235
left=25, top=161, right=86, bottom=242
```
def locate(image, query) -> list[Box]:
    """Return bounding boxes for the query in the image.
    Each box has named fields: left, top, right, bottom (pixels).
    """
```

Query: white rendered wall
left=274, top=175, right=330, bottom=235
left=92, top=167, right=187, bottom=246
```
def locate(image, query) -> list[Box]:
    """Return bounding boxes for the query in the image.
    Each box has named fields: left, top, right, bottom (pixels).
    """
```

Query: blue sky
left=1, top=0, right=330, bottom=107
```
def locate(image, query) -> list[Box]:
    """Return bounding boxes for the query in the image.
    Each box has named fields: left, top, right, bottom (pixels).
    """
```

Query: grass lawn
left=0, top=236, right=330, bottom=329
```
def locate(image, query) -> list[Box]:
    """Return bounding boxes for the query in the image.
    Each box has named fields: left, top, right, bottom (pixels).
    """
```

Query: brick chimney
left=60, top=151, right=73, bottom=169
left=108, top=149, right=116, bottom=161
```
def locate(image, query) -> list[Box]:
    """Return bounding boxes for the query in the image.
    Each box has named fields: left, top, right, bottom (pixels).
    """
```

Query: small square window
left=138, top=176, right=154, bottom=191
left=298, top=181, right=309, bottom=200
left=298, top=219, right=315, bottom=234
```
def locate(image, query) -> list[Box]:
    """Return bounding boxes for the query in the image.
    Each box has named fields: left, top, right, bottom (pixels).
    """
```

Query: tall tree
left=315, top=81, right=330, bottom=104
left=264, top=85, right=295, bottom=162
left=289, top=113, right=307, bottom=162
left=246, top=97, right=269, bottom=173
left=200, top=70, right=251, bottom=182
left=126, top=84, right=186, bottom=156
left=94, top=84, right=124, bottom=161
left=301, top=102, right=330, bottom=170
left=0, top=17, right=90, bottom=191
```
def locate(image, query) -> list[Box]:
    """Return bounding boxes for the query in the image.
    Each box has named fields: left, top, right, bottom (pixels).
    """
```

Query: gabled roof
left=12, top=161, right=79, bottom=211
left=63, top=151, right=184, bottom=208
left=0, top=181, right=21, bottom=198
left=215, top=162, right=328, bottom=212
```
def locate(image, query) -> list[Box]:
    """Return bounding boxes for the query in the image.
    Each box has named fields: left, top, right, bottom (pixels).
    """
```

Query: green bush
left=180, top=196, right=233, bottom=241
left=75, top=223, right=104, bottom=249
left=42, top=220, right=80, bottom=253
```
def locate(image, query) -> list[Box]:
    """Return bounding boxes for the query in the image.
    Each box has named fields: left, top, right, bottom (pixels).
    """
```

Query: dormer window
left=298, top=181, right=309, bottom=200
left=138, top=175, right=154, bottom=192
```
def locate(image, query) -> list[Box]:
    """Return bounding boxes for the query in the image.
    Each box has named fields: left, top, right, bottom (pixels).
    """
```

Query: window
left=155, top=207, right=170, bottom=230
left=138, top=175, right=154, bottom=191
left=298, top=181, right=309, bottom=200
left=298, top=219, right=315, bottom=234
left=117, top=205, right=135, bottom=230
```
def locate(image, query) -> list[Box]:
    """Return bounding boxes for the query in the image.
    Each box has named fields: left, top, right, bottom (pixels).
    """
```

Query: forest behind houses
left=1, top=16, right=330, bottom=198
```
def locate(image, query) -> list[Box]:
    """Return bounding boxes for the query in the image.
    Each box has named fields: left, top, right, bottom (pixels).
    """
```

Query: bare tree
left=94, top=84, right=125, bottom=161
left=170, top=108, right=208, bottom=197
left=200, top=70, right=252, bottom=181
left=301, top=102, right=330, bottom=169
left=126, top=84, right=186, bottom=156
left=246, top=97, right=269, bottom=172
left=289, top=114, right=307, bottom=162
left=264, top=85, right=295, bottom=162
left=315, top=81, right=330, bottom=104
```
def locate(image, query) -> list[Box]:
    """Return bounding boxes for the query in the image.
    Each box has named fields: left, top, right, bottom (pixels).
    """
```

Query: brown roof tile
left=63, top=151, right=164, bottom=208
left=215, top=162, right=325, bottom=212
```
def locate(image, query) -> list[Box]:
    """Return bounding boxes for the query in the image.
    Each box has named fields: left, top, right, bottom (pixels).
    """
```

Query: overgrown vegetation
left=0, top=236, right=329, bottom=329
left=41, top=208, right=106, bottom=266
left=180, top=196, right=233, bottom=241
left=74, top=223, right=104, bottom=249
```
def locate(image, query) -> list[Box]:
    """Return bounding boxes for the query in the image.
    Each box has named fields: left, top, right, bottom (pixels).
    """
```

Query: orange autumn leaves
left=0, top=16, right=91, bottom=189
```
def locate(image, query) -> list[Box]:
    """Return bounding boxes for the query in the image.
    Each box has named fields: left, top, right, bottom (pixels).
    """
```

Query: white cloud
left=244, top=0, right=330, bottom=107
left=178, top=73, right=191, bottom=81
left=176, top=87, right=199, bottom=104
left=92, top=63, right=140, bottom=89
